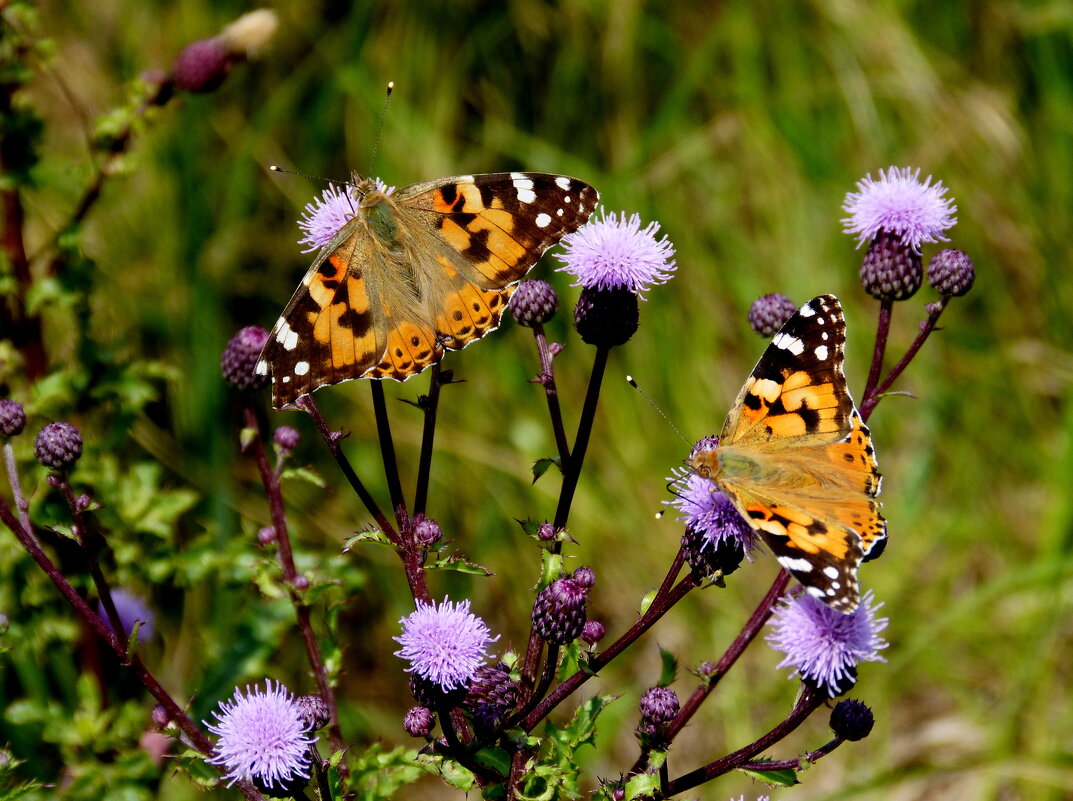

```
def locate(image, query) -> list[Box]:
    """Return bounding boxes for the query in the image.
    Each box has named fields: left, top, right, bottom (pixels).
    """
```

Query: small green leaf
left=281, top=465, right=327, bottom=487
left=343, top=530, right=398, bottom=550
left=557, top=640, right=582, bottom=681
left=473, top=745, right=512, bottom=775
left=537, top=551, right=564, bottom=590
left=658, top=647, right=678, bottom=687
left=531, top=457, right=561, bottom=483
left=239, top=426, right=258, bottom=451
left=439, top=759, right=476, bottom=790
left=426, top=555, right=492, bottom=576
left=624, top=772, right=662, bottom=799
left=639, top=589, right=657, bottom=615
left=740, top=765, right=800, bottom=787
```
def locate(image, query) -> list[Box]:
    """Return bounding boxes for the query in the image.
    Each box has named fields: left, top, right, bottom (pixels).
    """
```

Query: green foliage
left=349, top=745, right=436, bottom=800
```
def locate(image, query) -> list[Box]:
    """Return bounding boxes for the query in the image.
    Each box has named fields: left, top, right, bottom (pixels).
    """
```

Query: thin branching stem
left=413, top=364, right=443, bottom=517
left=3, top=441, right=31, bottom=535
left=243, top=406, right=346, bottom=763
left=370, top=381, right=406, bottom=524
left=296, top=395, right=399, bottom=544
left=861, top=298, right=893, bottom=410
left=553, top=345, right=610, bottom=530
left=663, top=687, right=823, bottom=796
left=739, top=735, right=843, bottom=771
left=532, top=324, right=570, bottom=465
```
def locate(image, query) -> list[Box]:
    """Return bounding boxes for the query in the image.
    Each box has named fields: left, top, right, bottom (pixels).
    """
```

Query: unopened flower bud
left=34, top=423, right=82, bottom=469
left=830, top=698, right=874, bottom=741
left=173, top=38, right=230, bottom=94
left=748, top=293, right=798, bottom=337
left=927, top=248, right=975, bottom=297
left=463, top=663, right=518, bottom=734
left=0, top=400, right=26, bottom=438
left=509, top=279, right=558, bottom=326
left=295, top=695, right=330, bottom=730
left=572, top=566, right=595, bottom=590
left=221, top=326, right=270, bottom=390
left=413, top=517, right=442, bottom=547
left=536, top=522, right=556, bottom=541
left=258, top=526, right=276, bottom=545
left=532, top=576, right=588, bottom=644
left=581, top=620, right=605, bottom=644
left=273, top=426, right=300, bottom=453
left=403, top=706, right=434, bottom=737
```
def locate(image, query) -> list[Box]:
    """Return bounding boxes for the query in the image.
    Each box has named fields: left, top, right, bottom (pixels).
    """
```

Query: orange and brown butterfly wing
left=257, top=173, right=597, bottom=407
left=696, top=295, right=885, bottom=612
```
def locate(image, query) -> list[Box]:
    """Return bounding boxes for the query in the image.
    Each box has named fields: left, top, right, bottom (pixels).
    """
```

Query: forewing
left=720, top=295, right=853, bottom=448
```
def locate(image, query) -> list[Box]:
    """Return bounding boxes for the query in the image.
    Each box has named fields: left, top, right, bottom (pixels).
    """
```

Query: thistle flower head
left=34, top=422, right=82, bottom=470
left=393, top=598, right=497, bottom=691
left=842, top=166, right=957, bottom=253
left=766, top=590, right=888, bottom=697
left=556, top=210, right=676, bottom=297
left=204, top=680, right=316, bottom=791
left=0, top=399, right=26, bottom=439
left=748, top=293, right=798, bottom=337
left=667, top=466, right=757, bottom=555
left=297, top=179, right=393, bottom=252
left=221, top=326, right=270, bottom=390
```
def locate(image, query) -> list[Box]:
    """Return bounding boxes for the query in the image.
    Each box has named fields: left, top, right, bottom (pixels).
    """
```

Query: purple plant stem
left=861, top=297, right=948, bottom=420
left=532, top=324, right=570, bottom=465
left=370, top=381, right=406, bottom=524
left=662, top=570, right=792, bottom=742
left=55, top=476, right=127, bottom=651
left=664, top=687, right=823, bottom=795
left=413, top=363, right=443, bottom=517
left=861, top=298, right=893, bottom=411
left=3, top=443, right=31, bottom=533
left=243, top=407, right=346, bottom=763
left=738, top=736, right=843, bottom=771
left=296, top=395, right=399, bottom=543
left=519, top=552, right=694, bottom=732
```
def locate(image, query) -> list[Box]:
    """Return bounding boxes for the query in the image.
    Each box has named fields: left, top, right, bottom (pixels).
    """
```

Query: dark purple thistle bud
left=173, top=37, right=231, bottom=94
left=572, top=565, right=596, bottom=590
left=581, top=620, right=605, bottom=645
left=508, top=279, right=559, bottom=326
left=748, top=293, right=798, bottom=337
left=463, top=663, right=519, bottom=734
left=34, top=422, right=82, bottom=470
left=573, top=287, right=639, bottom=347
left=859, top=232, right=923, bottom=301
left=536, top=522, right=557, bottom=541
left=638, top=686, right=679, bottom=724
left=273, top=426, right=300, bottom=453
left=291, top=575, right=310, bottom=591
left=0, top=399, right=26, bottom=438
left=403, top=706, right=435, bottom=738
left=829, top=698, right=875, bottom=741
left=221, top=326, right=270, bottom=391
left=413, top=516, right=442, bottom=547
left=927, top=248, right=975, bottom=297
left=294, top=695, right=330, bottom=731
left=258, top=526, right=276, bottom=545
left=532, top=576, right=588, bottom=645
left=637, top=686, right=679, bottom=747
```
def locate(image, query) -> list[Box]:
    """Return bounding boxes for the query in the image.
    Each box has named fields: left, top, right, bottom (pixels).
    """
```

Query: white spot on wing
left=772, top=332, right=805, bottom=355
left=555, top=176, right=571, bottom=190
left=283, top=329, right=299, bottom=351
left=458, top=174, right=475, bottom=183
left=564, top=195, right=572, bottom=204
left=778, top=556, right=813, bottom=574
left=510, top=171, right=527, bottom=181
left=799, top=303, right=816, bottom=317
left=294, top=361, right=310, bottom=376
left=535, top=212, right=552, bottom=228
left=281, top=375, right=291, bottom=383
left=513, top=175, right=536, bottom=204
left=254, top=360, right=268, bottom=375
left=806, top=586, right=827, bottom=599
left=823, top=566, right=840, bottom=579
left=814, top=345, right=829, bottom=360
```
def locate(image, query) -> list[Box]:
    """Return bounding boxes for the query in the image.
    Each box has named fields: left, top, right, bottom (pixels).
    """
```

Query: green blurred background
left=4, top=0, right=1073, bottom=798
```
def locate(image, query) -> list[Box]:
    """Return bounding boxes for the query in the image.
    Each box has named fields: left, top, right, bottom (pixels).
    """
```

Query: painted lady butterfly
left=690, top=295, right=886, bottom=612
left=256, top=172, right=599, bottom=408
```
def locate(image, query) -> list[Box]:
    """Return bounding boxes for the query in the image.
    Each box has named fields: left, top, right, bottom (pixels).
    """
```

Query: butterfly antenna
left=268, top=165, right=344, bottom=186
left=367, top=81, right=394, bottom=180
left=626, top=375, right=692, bottom=446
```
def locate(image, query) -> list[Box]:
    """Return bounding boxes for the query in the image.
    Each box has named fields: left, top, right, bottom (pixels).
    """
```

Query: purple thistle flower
left=98, top=589, right=156, bottom=641
left=297, top=179, right=394, bottom=252
left=842, top=166, right=957, bottom=253
left=204, top=680, right=316, bottom=790
left=556, top=210, right=676, bottom=297
left=766, top=590, right=888, bottom=696
left=393, top=598, right=498, bottom=691
left=666, top=467, right=757, bottom=554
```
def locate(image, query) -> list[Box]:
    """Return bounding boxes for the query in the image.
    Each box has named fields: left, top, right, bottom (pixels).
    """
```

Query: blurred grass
left=9, top=0, right=1073, bottom=798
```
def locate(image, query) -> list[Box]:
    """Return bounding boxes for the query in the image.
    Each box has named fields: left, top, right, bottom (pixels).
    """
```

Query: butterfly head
left=687, top=434, right=720, bottom=479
